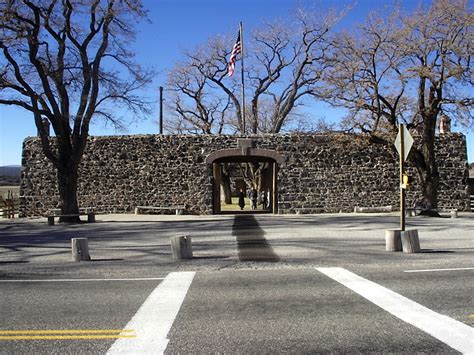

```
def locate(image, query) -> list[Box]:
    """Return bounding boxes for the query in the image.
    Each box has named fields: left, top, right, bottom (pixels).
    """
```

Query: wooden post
left=401, top=229, right=421, bottom=253
left=87, top=213, right=96, bottom=223
left=212, top=163, right=221, bottom=214
left=71, top=238, right=91, bottom=261
left=272, top=162, right=278, bottom=214
left=9, top=199, right=14, bottom=218
left=47, top=216, right=55, bottom=226
left=385, top=229, right=402, bottom=252
left=170, top=235, right=193, bottom=260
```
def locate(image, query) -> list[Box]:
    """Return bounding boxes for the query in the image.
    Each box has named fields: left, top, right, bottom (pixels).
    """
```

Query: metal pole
left=159, top=86, right=163, bottom=135
left=399, top=124, right=406, bottom=231
left=240, top=21, right=245, bottom=134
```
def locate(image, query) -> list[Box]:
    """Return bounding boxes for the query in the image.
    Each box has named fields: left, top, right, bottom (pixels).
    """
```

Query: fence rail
left=0, top=198, right=19, bottom=218
left=0, top=187, right=20, bottom=218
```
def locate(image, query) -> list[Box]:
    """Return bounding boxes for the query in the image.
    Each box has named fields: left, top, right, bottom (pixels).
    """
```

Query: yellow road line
left=0, top=329, right=136, bottom=340
left=0, top=329, right=134, bottom=335
left=0, top=335, right=136, bottom=340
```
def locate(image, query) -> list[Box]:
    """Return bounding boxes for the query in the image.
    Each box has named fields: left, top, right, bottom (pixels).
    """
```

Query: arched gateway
left=206, top=139, right=284, bottom=214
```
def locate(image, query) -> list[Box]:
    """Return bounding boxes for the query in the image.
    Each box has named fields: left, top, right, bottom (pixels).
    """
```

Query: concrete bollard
left=170, top=235, right=193, bottom=260
left=401, top=229, right=421, bottom=253
left=450, top=210, right=458, bottom=218
left=385, top=229, right=402, bottom=252
left=71, top=238, right=91, bottom=262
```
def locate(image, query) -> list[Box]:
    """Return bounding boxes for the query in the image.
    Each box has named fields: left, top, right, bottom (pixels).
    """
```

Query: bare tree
left=165, top=61, right=233, bottom=134
left=247, top=9, right=343, bottom=134
left=239, top=161, right=269, bottom=191
left=166, top=7, right=347, bottom=135
left=402, top=0, right=473, bottom=209
left=324, top=0, right=473, bottom=210
left=0, top=0, right=153, bottom=222
left=175, top=36, right=244, bottom=133
left=323, top=10, right=409, bottom=135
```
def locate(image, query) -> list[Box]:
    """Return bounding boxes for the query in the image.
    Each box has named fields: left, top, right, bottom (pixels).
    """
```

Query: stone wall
left=19, top=133, right=469, bottom=216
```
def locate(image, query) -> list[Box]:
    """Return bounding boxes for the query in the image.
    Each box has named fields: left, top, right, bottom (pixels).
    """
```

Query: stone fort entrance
left=19, top=133, right=468, bottom=216
left=206, top=139, right=284, bottom=214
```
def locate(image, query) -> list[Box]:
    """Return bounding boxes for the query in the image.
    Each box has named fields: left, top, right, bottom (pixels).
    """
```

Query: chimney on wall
left=439, top=115, right=451, bottom=134
left=37, top=119, right=50, bottom=137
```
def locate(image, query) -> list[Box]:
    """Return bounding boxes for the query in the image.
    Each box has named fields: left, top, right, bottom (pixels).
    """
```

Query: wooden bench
left=134, top=206, right=186, bottom=215
left=354, top=205, right=393, bottom=213
left=47, top=212, right=96, bottom=225
left=51, top=207, right=95, bottom=215
left=406, top=208, right=422, bottom=217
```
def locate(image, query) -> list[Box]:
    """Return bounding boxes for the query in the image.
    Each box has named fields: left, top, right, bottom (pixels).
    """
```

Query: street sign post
left=394, top=124, right=413, bottom=231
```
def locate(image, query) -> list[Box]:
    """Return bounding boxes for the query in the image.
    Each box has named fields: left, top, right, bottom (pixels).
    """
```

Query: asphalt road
left=166, top=268, right=472, bottom=354
left=0, top=213, right=473, bottom=354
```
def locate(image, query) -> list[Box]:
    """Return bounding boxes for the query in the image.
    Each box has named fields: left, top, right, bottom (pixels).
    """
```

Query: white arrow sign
left=394, top=125, right=414, bottom=161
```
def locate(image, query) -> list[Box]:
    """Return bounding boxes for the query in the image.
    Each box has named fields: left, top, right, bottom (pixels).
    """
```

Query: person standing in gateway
left=238, top=188, right=245, bottom=210
left=250, top=188, right=258, bottom=210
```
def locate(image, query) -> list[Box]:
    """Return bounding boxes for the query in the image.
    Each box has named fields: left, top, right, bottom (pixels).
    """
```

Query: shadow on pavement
left=232, top=215, right=280, bottom=262
left=420, top=249, right=455, bottom=254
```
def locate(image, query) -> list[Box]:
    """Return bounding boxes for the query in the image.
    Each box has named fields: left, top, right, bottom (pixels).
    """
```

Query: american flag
left=228, top=30, right=241, bottom=77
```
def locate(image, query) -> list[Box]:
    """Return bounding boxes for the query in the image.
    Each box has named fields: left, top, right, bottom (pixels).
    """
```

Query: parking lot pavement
left=1, top=212, right=473, bottom=270
left=0, top=213, right=473, bottom=353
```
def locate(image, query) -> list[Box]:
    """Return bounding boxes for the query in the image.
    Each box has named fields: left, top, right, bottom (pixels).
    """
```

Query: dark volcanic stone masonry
left=19, top=133, right=469, bottom=216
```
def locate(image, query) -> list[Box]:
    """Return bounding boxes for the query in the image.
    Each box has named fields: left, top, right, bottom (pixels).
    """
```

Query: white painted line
left=317, top=267, right=474, bottom=354
left=0, top=277, right=166, bottom=283
left=404, top=267, right=474, bottom=273
left=106, top=271, right=195, bottom=355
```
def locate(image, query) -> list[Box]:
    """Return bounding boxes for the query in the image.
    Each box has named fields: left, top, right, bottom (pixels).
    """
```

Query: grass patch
left=220, top=197, right=267, bottom=211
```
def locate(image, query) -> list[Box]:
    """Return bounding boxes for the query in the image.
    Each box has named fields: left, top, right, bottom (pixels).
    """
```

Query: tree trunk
left=57, top=166, right=81, bottom=223
left=421, top=154, right=439, bottom=210
left=412, top=114, right=440, bottom=211
left=221, top=172, right=232, bottom=204
left=421, top=113, right=439, bottom=210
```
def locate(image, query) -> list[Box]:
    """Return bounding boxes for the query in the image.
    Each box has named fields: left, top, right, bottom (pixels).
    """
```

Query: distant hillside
left=0, top=165, right=21, bottom=186
left=0, top=165, right=21, bottom=176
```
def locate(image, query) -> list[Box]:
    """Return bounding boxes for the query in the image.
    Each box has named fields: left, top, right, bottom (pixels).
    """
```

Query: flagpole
left=240, top=21, right=246, bottom=134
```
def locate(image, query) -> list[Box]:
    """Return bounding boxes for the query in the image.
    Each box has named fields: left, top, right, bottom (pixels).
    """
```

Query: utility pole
left=159, top=86, right=163, bottom=134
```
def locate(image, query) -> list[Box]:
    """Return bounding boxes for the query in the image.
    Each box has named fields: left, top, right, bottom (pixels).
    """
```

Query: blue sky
left=0, top=0, right=473, bottom=165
